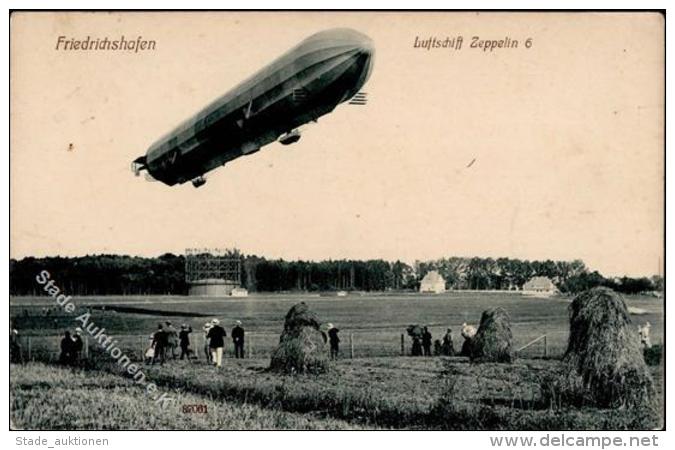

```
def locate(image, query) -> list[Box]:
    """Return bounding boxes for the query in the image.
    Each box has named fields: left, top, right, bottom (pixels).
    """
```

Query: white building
left=420, top=270, right=446, bottom=294
left=230, top=287, right=249, bottom=298
left=522, top=276, right=557, bottom=297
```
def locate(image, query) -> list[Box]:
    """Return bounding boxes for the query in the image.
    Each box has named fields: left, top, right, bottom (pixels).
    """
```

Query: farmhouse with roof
left=420, top=270, right=446, bottom=294
left=522, top=276, right=557, bottom=297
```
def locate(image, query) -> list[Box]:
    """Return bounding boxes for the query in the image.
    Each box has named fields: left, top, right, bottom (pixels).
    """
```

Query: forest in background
left=9, top=253, right=662, bottom=296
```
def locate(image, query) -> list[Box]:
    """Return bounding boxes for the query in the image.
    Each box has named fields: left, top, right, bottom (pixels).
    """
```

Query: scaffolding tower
left=185, top=248, right=242, bottom=296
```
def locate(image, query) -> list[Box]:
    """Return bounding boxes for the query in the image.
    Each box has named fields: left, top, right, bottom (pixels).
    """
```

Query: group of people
left=408, top=323, right=477, bottom=357
left=146, top=319, right=246, bottom=368
left=147, top=321, right=199, bottom=365
left=201, top=319, right=245, bottom=367
left=410, top=326, right=434, bottom=356
left=58, top=328, right=85, bottom=365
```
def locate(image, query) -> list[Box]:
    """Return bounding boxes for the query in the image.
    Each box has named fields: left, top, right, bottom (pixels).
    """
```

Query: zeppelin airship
left=132, top=28, right=374, bottom=188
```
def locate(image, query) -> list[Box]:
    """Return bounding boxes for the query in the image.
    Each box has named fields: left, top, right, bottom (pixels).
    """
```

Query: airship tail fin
left=348, top=92, right=368, bottom=105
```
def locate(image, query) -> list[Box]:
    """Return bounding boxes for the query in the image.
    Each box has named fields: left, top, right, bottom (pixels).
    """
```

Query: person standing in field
left=10, top=329, right=22, bottom=364
left=72, top=328, right=84, bottom=362
left=411, top=336, right=422, bottom=356
left=441, top=328, right=455, bottom=356
left=638, top=322, right=652, bottom=349
left=144, top=334, right=155, bottom=365
left=203, top=322, right=213, bottom=363
left=460, top=322, right=477, bottom=356
left=327, top=323, right=340, bottom=360
left=165, top=321, right=179, bottom=360
left=152, top=324, right=168, bottom=365
left=207, top=319, right=227, bottom=368
left=231, top=320, right=245, bottom=359
left=422, top=327, right=433, bottom=356
left=59, top=331, right=74, bottom=365
left=179, top=324, right=193, bottom=361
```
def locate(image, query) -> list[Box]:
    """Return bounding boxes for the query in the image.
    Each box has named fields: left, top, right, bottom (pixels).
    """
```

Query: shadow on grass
left=90, top=305, right=210, bottom=317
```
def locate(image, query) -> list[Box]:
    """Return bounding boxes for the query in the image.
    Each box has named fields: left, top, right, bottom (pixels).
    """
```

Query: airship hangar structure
left=132, top=28, right=375, bottom=188
left=185, top=248, right=242, bottom=297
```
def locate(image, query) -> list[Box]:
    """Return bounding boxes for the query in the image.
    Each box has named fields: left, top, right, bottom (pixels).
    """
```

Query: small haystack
left=563, top=287, right=655, bottom=408
left=406, top=324, right=423, bottom=338
left=469, top=307, right=513, bottom=363
left=270, top=302, right=329, bottom=374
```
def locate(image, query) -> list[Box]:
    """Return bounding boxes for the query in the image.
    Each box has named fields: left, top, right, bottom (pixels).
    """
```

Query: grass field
left=9, top=291, right=664, bottom=359
left=10, top=356, right=663, bottom=430
left=10, top=363, right=369, bottom=430
left=9, top=291, right=664, bottom=430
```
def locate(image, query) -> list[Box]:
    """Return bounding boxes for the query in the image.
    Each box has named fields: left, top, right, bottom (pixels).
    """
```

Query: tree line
left=9, top=253, right=662, bottom=296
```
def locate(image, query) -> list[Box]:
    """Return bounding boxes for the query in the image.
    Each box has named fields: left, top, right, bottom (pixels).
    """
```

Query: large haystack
left=563, top=287, right=655, bottom=408
left=469, top=307, right=513, bottom=363
left=270, top=302, right=329, bottom=374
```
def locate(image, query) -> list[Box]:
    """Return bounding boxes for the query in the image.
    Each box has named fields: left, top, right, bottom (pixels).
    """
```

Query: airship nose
left=341, top=28, right=374, bottom=58
left=357, top=34, right=374, bottom=55
left=354, top=34, right=374, bottom=85
left=302, top=28, right=375, bottom=97
left=312, top=27, right=374, bottom=56
left=335, top=29, right=374, bottom=84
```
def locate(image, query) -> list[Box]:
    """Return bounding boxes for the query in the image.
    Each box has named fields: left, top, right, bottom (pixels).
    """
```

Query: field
left=9, top=291, right=664, bottom=430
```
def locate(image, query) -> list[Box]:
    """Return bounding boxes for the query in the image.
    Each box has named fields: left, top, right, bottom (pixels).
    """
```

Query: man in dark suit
left=232, top=320, right=245, bottom=359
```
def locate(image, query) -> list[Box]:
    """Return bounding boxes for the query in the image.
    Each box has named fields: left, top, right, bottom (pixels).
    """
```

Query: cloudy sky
left=10, top=12, right=664, bottom=276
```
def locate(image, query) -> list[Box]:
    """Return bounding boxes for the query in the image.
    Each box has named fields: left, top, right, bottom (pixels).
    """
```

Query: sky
left=10, top=12, right=664, bottom=277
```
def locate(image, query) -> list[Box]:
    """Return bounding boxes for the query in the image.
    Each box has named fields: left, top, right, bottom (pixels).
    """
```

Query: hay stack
left=563, top=287, right=655, bottom=408
left=406, top=324, right=423, bottom=338
left=469, top=307, right=513, bottom=363
left=270, top=302, right=329, bottom=374
left=282, top=301, right=321, bottom=331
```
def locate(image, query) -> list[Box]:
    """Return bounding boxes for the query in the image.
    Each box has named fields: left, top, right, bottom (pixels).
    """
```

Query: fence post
left=349, top=333, right=354, bottom=359
left=84, top=336, right=89, bottom=359
left=28, top=337, right=32, bottom=361
left=247, top=334, right=252, bottom=359
left=400, top=334, right=404, bottom=356
left=544, top=335, right=548, bottom=358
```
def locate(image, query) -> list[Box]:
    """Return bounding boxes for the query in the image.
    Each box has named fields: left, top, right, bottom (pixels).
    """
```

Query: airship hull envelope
left=135, top=28, right=374, bottom=187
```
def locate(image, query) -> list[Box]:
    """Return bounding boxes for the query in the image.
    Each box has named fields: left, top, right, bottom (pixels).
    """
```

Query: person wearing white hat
left=144, top=334, right=155, bottom=365
left=207, top=319, right=227, bottom=367
left=10, top=329, right=22, bottom=363
left=638, top=322, right=652, bottom=349
left=460, top=322, right=477, bottom=357
left=232, top=320, right=245, bottom=359
left=461, top=322, right=477, bottom=340
left=72, top=327, right=84, bottom=363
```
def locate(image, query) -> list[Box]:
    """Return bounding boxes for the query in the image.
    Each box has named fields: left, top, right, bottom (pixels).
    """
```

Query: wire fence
left=12, top=330, right=571, bottom=364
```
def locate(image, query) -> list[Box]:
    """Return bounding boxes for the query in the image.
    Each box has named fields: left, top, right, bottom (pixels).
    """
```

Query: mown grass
left=10, top=363, right=371, bottom=430
left=90, top=356, right=662, bottom=430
